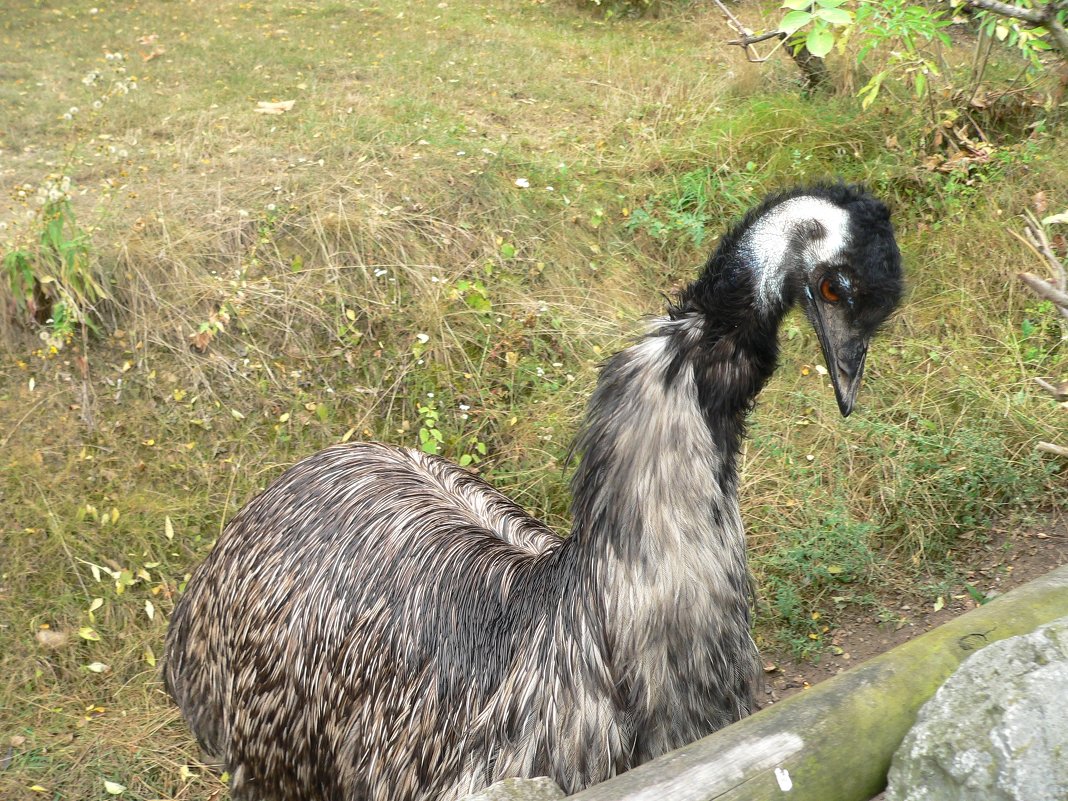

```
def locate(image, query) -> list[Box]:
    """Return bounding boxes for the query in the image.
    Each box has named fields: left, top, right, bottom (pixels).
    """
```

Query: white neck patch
left=740, top=196, right=851, bottom=310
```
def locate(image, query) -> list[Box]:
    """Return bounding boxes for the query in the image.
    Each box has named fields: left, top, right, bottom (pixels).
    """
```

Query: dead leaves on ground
left=254, top=99, right=296, bottom=115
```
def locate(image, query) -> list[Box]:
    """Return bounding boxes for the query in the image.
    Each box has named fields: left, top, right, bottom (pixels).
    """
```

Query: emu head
left=741, top=185, right=903, bottom=416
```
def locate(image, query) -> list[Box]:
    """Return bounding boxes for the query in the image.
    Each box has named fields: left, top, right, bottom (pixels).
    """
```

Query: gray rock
left=458, top=777, right=566, bottom=801
left=886, top=615, right=1068, bottom=801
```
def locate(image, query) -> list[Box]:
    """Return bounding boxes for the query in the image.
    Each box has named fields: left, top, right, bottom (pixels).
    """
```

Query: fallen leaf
left=78, top=626, right=101, bottom=642
left=254, top=99, right=296, bottom=115
left=189, top=330, right=212, bottom=353
left=35, top=629, right=69, bottom=649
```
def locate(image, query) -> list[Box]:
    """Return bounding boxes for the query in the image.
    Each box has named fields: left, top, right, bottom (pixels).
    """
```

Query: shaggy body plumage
left=164, top=183, right=903, bottom=801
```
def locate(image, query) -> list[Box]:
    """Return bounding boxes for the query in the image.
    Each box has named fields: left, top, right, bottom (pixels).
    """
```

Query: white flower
left=514, top=178, right=530, bottom=188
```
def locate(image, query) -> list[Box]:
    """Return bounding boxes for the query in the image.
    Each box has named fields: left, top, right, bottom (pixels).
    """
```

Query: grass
left=2, top=0, right=1066, bottom=797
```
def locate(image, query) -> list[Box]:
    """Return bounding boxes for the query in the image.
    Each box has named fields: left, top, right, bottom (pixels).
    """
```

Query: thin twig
left=729, top=30, right=787, bottom=46
left=1037, top=441, right=1068, bottom=457
left=712, top=0, right=787, bottom=63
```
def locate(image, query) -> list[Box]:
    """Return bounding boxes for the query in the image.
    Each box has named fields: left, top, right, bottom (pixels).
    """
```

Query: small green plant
left=627, top=166, right=734, bottom=249
left=417, top=398, right=444, bottom=455
left=2, top=176, right=107, bottom=345
left=459, top=437, right=488, bottom=467
left=451, top=277, right=492, bottom=314
left=853, top=2, right=953, bottom=108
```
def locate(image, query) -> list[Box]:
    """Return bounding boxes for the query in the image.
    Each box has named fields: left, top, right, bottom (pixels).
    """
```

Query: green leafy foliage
left=781, top=0, right=855, bottom=59
left=2, top=176, right=108, bottom=345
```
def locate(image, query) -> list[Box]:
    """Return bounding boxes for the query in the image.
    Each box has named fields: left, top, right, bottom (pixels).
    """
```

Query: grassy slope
left=1, top=0, right=1065, bottom=798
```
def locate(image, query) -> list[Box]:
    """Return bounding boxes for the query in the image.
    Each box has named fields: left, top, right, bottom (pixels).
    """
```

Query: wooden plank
left=570, top=564, right=1068, bottom=801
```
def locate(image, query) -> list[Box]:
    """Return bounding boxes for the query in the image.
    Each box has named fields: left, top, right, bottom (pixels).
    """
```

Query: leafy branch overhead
left=716, top=0, right=1067, bottom=96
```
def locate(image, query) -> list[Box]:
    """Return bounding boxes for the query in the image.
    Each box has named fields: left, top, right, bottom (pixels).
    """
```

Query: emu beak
left=805, top=288, right=869, bottom=418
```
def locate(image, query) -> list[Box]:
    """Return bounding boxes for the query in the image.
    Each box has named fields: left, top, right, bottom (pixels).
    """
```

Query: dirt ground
left=761, top=508, right=1068, bottom=705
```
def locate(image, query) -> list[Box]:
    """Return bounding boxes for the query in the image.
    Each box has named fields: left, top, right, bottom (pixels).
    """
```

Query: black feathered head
left=682, top=182, right=903, bottom=415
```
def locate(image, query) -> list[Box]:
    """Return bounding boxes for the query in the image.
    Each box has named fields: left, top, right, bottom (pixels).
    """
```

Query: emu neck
left=568, top=300, right=780, bottom=571
left=560, top=291, right=782, bottom=743
left=566, top=270, right=789, bottom=637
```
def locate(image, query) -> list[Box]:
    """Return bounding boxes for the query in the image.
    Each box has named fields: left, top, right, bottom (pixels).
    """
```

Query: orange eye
left=819, top=277, right=841, bottom=303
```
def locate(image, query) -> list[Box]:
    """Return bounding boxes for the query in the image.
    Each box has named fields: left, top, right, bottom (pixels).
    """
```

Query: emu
left=164, top=183, right=903, bottom=801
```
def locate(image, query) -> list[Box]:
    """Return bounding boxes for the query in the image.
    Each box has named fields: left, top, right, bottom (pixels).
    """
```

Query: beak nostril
left=836, top=360, right=856, bottom=380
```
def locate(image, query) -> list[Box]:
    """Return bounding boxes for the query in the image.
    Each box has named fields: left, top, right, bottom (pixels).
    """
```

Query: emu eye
left=818, top=277, right=841, bottom=304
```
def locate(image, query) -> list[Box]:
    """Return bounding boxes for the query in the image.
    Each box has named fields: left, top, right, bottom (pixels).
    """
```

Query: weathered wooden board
left=569, top=564, right=1068, bottom=801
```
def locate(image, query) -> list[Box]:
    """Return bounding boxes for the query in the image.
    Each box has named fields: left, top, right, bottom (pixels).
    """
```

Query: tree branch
left=1033, top=377, right=1068, bottom=401
left=965, top=0, right=1046, bottom=24
left=965, top=0, right=1068, bottom=55
left=1019, top=272, right=1068, bottom=317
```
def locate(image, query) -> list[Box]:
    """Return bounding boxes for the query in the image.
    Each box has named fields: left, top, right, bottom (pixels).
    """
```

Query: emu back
left=164, top=183, right=903, bottom=801
left=165, top=445, right=579, bottom=800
